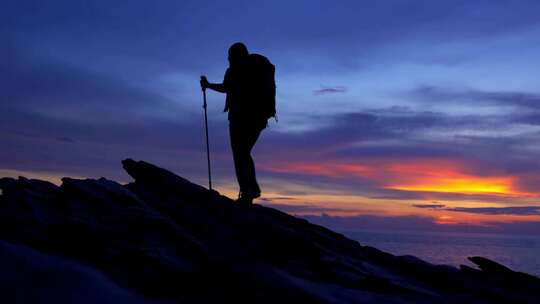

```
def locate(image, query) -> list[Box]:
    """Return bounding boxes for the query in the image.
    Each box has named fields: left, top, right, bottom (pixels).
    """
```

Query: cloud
left=260, top=109, right=449, bottom=153
left=515, top=113, right=540, bottom=125
left=0, top=43, right=178, bottom=123
left=302, top=213, right=540, bottom=235
left=412, top=203, right=446, bottom=209
left=255, top=101, right=540, bottom=198
left=262, top=203, right=347, bottom=214
left=409, top=86, right=540, bottom=110
left=0, top=107, right=233, bottom=183
left=3, top=90, right=540, bottom=203
left=313, top=86, right=347, bottom=95
left=259, top=196, right=297, bottom=202
left=446, top=206, right=540, bottom=216
left=412, top=204, right=540, bottom=216
left=0, top=41, right=231, bottom=182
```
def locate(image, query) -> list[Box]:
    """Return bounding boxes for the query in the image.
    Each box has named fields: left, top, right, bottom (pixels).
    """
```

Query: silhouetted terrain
left=0, top=159, right=539, bottom=303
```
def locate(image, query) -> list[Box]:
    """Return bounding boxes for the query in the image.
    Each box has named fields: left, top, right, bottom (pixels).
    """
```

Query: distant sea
left=342, top=230, right=540, bottom=277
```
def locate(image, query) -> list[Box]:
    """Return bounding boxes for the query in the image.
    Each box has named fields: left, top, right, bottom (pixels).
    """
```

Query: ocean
left=342, top=230, right=540, bottom=277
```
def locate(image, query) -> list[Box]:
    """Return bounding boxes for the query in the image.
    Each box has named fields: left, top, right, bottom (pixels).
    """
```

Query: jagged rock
left=0, top=160, right=539, bottom=303
left=469, top=256, right=514, bottom=274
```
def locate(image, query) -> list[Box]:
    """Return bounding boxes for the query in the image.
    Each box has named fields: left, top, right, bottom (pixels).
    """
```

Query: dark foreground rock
left=0, top=159, right=538, bottom=303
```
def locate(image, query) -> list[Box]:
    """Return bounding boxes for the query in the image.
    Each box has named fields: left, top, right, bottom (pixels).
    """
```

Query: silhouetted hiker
left=201, top=42, right=276, bottom=205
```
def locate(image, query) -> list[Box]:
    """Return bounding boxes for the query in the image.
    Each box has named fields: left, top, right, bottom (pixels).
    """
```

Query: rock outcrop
left=0, top=159, right=538, bottom=303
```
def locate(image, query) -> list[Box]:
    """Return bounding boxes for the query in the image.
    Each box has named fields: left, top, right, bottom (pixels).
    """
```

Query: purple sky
left=2, top=0, right=540, bottom=234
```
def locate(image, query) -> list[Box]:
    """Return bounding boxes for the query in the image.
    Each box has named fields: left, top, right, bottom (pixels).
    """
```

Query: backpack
left=248, top=54, right=277, bottom=121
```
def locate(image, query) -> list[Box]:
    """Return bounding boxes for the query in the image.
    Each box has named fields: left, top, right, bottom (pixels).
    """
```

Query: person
left=200, top=42, right=275, bottom=205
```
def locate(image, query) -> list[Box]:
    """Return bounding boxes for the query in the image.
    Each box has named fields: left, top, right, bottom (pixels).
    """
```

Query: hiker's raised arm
left=206, top=82, right=226, bottom=93
left=200, top=76, right=226, bottom=93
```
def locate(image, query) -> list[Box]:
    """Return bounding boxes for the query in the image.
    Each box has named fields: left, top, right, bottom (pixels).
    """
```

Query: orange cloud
left=435, top=215, right=456, bottom=225
left=261, top=158, right=535, bottom=198
left=384, top=161, right=529, bottom=196
left=387, top=177, right=513, bottom=195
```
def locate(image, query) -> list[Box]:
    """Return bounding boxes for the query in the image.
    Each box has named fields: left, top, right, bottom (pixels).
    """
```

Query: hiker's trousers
left=229, top=119, right=266, bottom=197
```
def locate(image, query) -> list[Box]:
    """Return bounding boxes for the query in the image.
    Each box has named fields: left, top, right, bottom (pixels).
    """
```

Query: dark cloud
left=332, top=143, right=459, bottom=159
left=313, top=86, right=347, bottom=95
left=409, top=86, right=540, bottom=110
left=260, top=110, right=445, bottom=153
left=0, top=39, right=231, bottom=181
left=260, top=106, right=524, bottom=165
left=304, top=214, right=442, bottom=232
left=446, top=206, right=540, bottom=216
left=412, top=203, right=446, bottom=209
left=0, top=43, right=177, bottom=121
left=370, top=189, right=525, bottom=203
left=513, top=113, right=540, bottom=126
left=302, top=214, right=540, bottom=235
left=0, top=107, right=232, bottom=183
left=262, top=203, right=347, bottom=214
left=412, top=204, right=540, bottom=216
left=259, top=196, right=297, bottom=202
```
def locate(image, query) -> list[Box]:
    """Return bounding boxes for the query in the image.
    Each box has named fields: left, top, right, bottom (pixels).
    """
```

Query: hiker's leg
left=243, top=123, right=264, bottom=196
left=229, top=121, right=251, bottom=194
left=230, top=120, right=265, bottom=198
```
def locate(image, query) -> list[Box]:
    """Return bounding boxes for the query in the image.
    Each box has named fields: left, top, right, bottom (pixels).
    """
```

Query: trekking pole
left=201, top=84, right=213, bottom=190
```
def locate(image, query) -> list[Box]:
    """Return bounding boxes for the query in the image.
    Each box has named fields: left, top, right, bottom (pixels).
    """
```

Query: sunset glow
left=387, top=177, right=515, bottom=195
left=435, top=215, right=456, bottom=225
left=262, top=159, right=534, bottom=197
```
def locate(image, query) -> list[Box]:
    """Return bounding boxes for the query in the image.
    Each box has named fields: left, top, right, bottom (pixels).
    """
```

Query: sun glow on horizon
left=260, top=158, right=538, bottom=199
left=387, top=177, right=515, bottom=195
left=383, top=162, right=532, bottom=197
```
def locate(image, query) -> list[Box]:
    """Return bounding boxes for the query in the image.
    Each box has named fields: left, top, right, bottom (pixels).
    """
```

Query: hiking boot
left=235, top=190, right=260, bottom=206
left=235, top=195, right=254, bottom=206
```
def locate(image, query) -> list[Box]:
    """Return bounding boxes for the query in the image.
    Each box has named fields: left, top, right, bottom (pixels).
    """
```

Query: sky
left=2, top=0, right=540, bottom=234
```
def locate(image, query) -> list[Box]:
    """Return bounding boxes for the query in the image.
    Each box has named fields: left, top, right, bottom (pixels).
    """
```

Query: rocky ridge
left=0, top=159, right=538, bottom=303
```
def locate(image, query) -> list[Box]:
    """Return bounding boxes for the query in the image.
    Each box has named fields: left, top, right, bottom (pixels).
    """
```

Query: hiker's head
left=228, top=42, right=249, bottom=67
